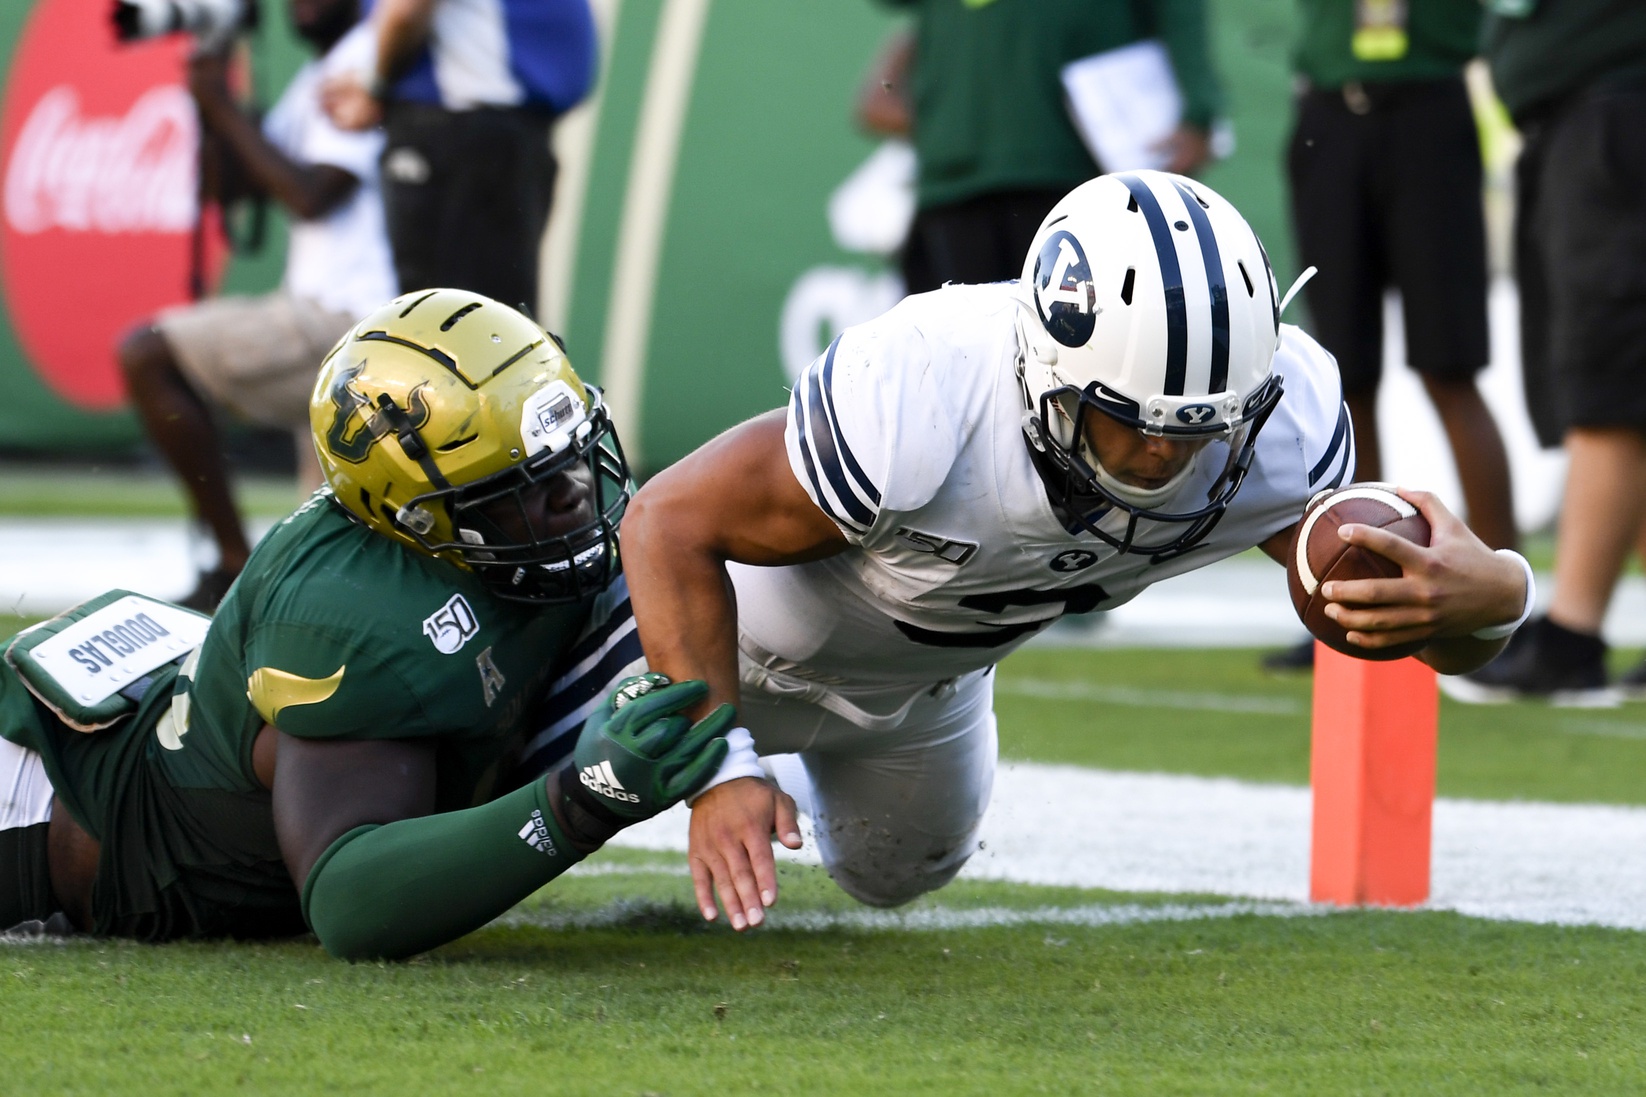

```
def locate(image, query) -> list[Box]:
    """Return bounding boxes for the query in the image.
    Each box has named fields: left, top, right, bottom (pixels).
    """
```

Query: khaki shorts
left=155, top=290, right=357, bottom=429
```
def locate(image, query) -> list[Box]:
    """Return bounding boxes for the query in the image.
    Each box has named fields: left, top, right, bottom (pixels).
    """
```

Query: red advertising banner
left=1, top=0, right=225, bottom=411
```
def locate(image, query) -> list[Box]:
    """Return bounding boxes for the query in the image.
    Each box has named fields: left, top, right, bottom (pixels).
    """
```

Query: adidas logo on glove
left=579, top=759, right=641, bottom=803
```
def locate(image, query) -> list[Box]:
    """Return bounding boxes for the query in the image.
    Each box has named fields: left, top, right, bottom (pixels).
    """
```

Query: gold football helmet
left=310, top=289, right=630, bottom=603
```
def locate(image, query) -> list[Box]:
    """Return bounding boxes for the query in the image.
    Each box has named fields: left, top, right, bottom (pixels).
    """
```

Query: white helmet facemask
left=1015, top=171, right=1286, bottom=560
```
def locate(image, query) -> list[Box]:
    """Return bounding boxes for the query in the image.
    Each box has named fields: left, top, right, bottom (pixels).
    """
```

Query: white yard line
left=610, top=762, right=1646, bottom=933
left=502, top=897, right=1326, bottom=933
left=997, top=678, right=1304, bottom=715
left=5, top=519, right=1644, bottom=646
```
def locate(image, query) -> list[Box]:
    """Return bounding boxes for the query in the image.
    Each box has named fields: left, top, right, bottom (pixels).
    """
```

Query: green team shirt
left=3, top=492, right=593, bottom=941
left=1485, top=0, right=1646, bottom=121
left=1293, top=0, right=1481, bottom=88
left=882, top=0, right=1225, bottom=209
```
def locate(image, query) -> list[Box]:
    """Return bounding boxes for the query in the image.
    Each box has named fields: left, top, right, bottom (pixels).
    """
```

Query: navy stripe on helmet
left=1257, top=236, right=1280, bottom=336
left=1171, top=180, right=1230, bottom=394
left=1116, top=174, right=1188, bottom=395
left=1309, top=402, right=1353, bottom=486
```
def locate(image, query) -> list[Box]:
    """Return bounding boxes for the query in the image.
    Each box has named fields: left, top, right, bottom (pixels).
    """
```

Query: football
left=1286, top=483, right=1432, bottom=661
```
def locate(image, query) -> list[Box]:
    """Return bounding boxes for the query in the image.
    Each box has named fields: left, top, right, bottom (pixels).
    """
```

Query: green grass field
left=6, top=865, right=1645, bottom=1096
left=998, top=648, right=1646, bottom=806
left=0, top=463, right=300, bottom=519
left=5, top=632, right=1645, bottom=1094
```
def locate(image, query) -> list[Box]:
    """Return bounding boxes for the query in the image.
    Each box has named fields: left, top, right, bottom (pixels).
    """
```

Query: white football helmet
left=1016, top=170, right=1285, bottom=559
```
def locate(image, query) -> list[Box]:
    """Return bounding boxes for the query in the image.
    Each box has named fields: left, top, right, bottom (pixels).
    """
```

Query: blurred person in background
left=319, top=0, right=597, bottom=315
left=1265, top=0, right=1516, bottom=671
left=119, top=0, right=397, bottom=612
left=869, top=0, right=1224, bottom=295
left=1446, top=0, right=1646, bottom=704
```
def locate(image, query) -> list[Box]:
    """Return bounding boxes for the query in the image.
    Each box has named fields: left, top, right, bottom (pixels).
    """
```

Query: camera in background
left=111, top=0, right=259, bottom=53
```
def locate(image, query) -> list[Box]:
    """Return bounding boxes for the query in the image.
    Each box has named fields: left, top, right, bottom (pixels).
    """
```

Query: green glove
left=554, top=673, right=732, bottom=848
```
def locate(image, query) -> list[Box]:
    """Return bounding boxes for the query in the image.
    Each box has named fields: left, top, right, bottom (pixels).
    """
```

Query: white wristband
left=1472, top=549, right=1536, bottom=641
left=685, top=726, right=764, bottom=806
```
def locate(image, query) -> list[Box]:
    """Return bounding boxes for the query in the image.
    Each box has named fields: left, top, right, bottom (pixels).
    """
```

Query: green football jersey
left=5, top=492, right=594, bottom=940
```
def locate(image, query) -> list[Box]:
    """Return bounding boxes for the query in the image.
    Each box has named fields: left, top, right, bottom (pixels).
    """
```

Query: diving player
left=0, top=290, right=729, bottom=959
left=620, top=171, right=1536, bottom=931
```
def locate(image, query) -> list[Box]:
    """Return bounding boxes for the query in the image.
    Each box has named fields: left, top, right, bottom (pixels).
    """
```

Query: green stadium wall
left=0, top=0, right=1297, bottom=471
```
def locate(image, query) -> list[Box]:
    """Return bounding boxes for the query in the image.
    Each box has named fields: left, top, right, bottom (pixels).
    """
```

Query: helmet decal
left=1114, top=174, right=1189, bottom=394
left=1032, top=230, right=1098, bottom=348
left=1176, top=403, right=1218, bottom=426
left=1167, top=178, right=1231, bottom=393
left=323, top=363, right=432, bottom=464
left=521, top=379, right=589, bottom=457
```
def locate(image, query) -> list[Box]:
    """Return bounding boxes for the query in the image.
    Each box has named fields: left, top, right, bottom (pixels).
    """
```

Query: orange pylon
left=1309, top=642, right=1438, bottom=906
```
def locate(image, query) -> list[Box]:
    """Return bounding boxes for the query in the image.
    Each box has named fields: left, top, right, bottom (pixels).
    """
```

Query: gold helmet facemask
left=311, top=289, right=631, bottom=604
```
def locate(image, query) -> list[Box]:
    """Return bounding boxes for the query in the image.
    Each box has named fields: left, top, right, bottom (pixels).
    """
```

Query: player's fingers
left=1393, top=487, right=1458, bottom=533
left=612, top=679, right=706, bottom=734
left=691, top=841, right=759, bottom=929
left=647, top=702, right=733, bottom=767
left=664, top=737, right=729, bottom=802
left=1320, top=575, right=1415, bottom=606
left=773, top=790, right=803, bottom=851
left=626, top=713, right=688, bottom=756
left=1326, top=601, right=1438, bottom=635
left=1343, top=624, right=1432, bottom=650
left=722, top=837, right=771, bottom=930
left=1338, top=522, right=1427, bottom=570
left=689, top=856, right=719, bottom=924
left=743, top=830, right=784, bottom=915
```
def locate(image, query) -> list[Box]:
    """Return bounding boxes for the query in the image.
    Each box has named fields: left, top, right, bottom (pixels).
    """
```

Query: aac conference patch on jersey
left=423, top=593, right=480, bottom=654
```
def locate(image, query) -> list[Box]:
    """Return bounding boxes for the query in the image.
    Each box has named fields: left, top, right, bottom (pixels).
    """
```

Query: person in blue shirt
left=320, top=0, right=597, bottom=316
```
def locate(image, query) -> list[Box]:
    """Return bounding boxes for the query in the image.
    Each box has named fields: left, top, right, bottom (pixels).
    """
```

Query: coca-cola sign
left=0, top=0, right=225, bottom=410
left=6, top=85, right=198, bottom=235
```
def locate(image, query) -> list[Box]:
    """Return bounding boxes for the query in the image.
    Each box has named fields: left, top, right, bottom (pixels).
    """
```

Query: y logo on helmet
left=324, top=363, right=433, bottom=463
left=1177, top=404, right=1218, bottom=426
left=1033, top=231, right=1098, bottom=348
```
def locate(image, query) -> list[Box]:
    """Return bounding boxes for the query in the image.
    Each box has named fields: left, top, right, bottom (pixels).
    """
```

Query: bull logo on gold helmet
left=323, top=362, right=434, bottom=464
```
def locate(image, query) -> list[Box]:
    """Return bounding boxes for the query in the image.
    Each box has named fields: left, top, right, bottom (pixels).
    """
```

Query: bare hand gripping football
left=1287, top=484, right=1432, bottom=660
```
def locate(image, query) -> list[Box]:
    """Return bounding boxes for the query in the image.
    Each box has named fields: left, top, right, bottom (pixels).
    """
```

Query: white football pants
left=740, top=667, right=996, bottom=908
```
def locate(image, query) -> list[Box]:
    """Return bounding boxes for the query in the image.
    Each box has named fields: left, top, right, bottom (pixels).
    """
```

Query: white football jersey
left=729, top=283, right=1353, bottom=690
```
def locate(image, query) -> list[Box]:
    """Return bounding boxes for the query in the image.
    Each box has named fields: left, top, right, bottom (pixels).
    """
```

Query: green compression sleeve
left=301, top=778, right=585, bottom=961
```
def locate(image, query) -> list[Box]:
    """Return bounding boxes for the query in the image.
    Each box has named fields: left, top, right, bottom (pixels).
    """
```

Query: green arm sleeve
left=301, top=779, right=585, bottom=961
left=1150, top=0, right=1226, bottom=129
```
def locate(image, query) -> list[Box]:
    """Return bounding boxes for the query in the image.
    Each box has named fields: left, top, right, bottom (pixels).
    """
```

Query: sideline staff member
left=322, top=0, right=597, bottom=313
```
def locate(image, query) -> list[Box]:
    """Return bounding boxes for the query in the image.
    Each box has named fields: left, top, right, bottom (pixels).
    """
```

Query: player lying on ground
left=0, top=291, right=728, bottom=959
left=620, top=171, right=1534, bottom=931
